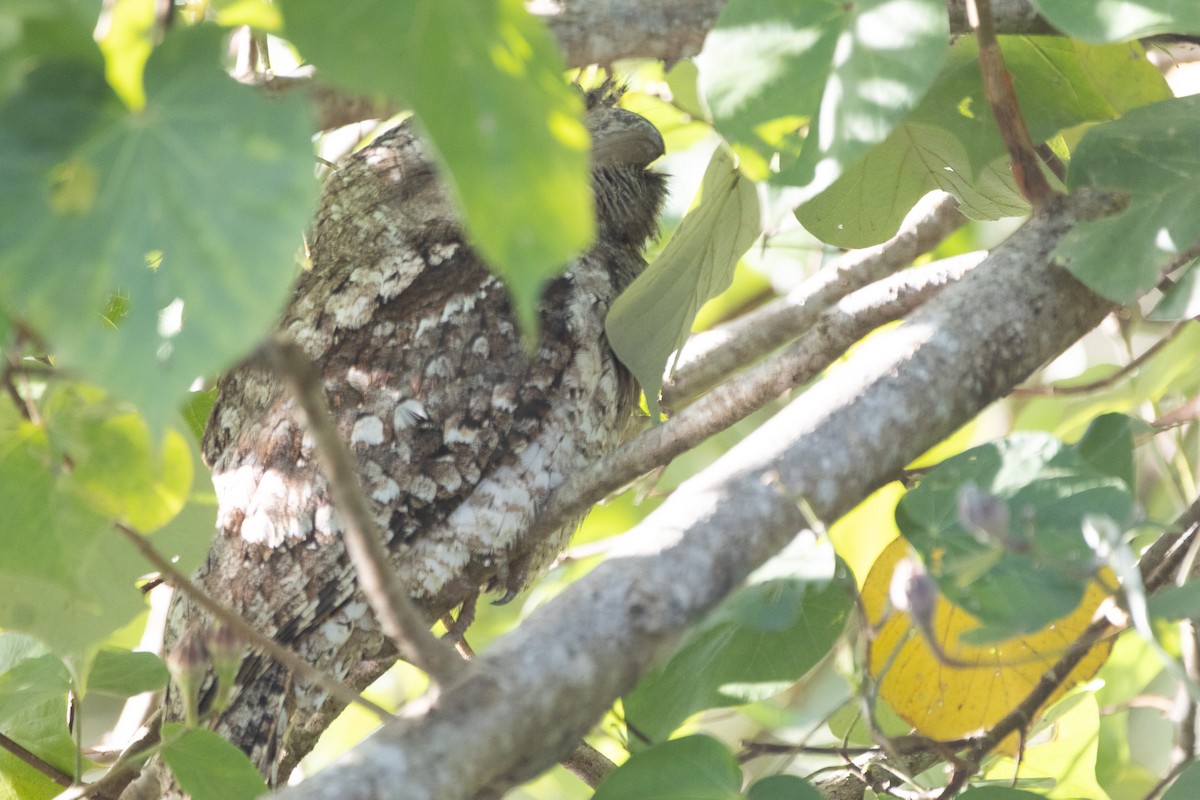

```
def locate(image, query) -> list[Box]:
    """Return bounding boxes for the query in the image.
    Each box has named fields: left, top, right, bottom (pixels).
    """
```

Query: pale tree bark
left=274, top=184, right=1121, bottom=800
left=533, top=0, right=1056, bottom=68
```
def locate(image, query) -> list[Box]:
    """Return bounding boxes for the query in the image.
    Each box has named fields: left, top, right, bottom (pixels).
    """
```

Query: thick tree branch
left=532, top=0, right=1056, bottom=68
left=274, top=190, right=1123, bottom=800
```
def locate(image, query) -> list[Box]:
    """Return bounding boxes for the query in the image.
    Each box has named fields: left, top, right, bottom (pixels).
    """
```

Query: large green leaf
left=593, top=736, right=741, bottom=800
left=799, top=36, right=1170, bottom=247
left=746, top=775, right=823, bottom=800
left=1055, top=94, right=1200, bottom=303
left=280, top=0, right=592, bottom=333
left=698, top=0, right=947, bottom=199
left=0, top=25, right=315, bottom=427
left=624, top=542, right=852, bottom=745
left=0, top=422, right=156, bottom=656
left=43, top=386, right=192, bottom=532
left=0, top=635, right=78, bottom=798
left=161, top=724, right=268, bottom=800
left=896, top=431, right=1134, bottom=641
left=1032, top=0, right=1200, bottom=42
left=88, top=649, right=169, bottom=697
left=606, top=147, right=759, bottom=418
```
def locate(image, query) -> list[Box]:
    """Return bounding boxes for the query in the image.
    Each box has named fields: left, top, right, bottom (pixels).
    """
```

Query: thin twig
left=54, top=713, right=163, bottom=800
left=0, top=730, right=73, bottom=788
left=966, top=0, right=1057, bottom=207
left=113, top=522, right=392, bottom=721
left=1014, top=322, right=1188, bottom=396
left=560, top=741, right=618, bottom=788
left=263, top=338, right=467, bottom=688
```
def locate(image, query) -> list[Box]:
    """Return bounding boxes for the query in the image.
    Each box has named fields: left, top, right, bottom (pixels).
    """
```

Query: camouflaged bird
left=151, top=84, right=666, bottom=791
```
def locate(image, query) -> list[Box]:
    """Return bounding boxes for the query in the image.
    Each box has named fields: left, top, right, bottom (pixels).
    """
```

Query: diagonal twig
left=114, top=522, right=392, bottom=722
left=263, top=338, right=466, bottom=688
left=0, top=730, right=73, bottom=789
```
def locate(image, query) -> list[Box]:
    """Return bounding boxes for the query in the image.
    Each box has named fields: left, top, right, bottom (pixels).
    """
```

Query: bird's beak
left=588, top=108, right=665, bottom=168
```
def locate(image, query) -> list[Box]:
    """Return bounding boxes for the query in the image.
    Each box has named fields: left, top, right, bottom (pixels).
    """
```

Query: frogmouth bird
left=152, top=83, right=666, bottom=792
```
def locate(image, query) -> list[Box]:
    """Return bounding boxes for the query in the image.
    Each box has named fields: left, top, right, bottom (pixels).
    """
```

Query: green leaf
left=89, top=649, right=168, bottom=696
left=1147, top=580, right=1200, bottom=621
left=1032, top=0, right=1200, bottom=42
left=0, top=423, right=149, bottom=656
left=181, top=387, right=218, bottom=443
left=624, top=542, right=852, bottom=744
left=698, top=0, right=947, bottom=197
left=1162, top=760, right=1200, bottom=800
left=607, top=147, right=758, bottom=418
left=800, top=36, right=1170, bottom=247
left=161, top=724, right=268, bottom=800
left=959, top=787, right=1048, bottom=799
left=0, top=26, right=315, bottom=428
left=281, top=0, right=591, bottom=334
left=0, top=0, right=101, bottom=108
left=896, top=432, right=1133, bottom=640
left=43, top=386, right=193, bottom=532
left=1055, top=94, right=1200, bottom=303
left=746, top=775, right=823, bottom=800
left=593, top=736, right=741, bottom=800
left=1074, top=412, right=1136, bottom=490
left=0, top=634, right=78, bottom=790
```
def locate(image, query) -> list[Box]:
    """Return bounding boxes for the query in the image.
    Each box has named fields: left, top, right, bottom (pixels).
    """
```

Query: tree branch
left=273, top=189, right=1124, bottom=800
left=663, top=193, right=966, bottom=409
left=535, top=252, right=980, bottom=564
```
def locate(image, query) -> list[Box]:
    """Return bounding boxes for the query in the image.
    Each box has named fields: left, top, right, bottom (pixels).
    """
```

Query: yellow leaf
left=861, top=538, right=1113, bottom=745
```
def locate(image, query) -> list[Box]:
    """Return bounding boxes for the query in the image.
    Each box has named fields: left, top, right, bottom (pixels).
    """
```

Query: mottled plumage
left=154, top=86, right=665, bottom=791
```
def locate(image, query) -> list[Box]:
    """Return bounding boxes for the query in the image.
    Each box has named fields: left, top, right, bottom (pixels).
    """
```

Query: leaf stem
left=966, top=0, right=1058, bottom=207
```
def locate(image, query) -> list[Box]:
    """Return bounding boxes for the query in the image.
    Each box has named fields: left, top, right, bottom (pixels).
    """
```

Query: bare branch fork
left=274, top=190, right=1125, bottom=800
left=663, top=193, right=967, bottom=409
